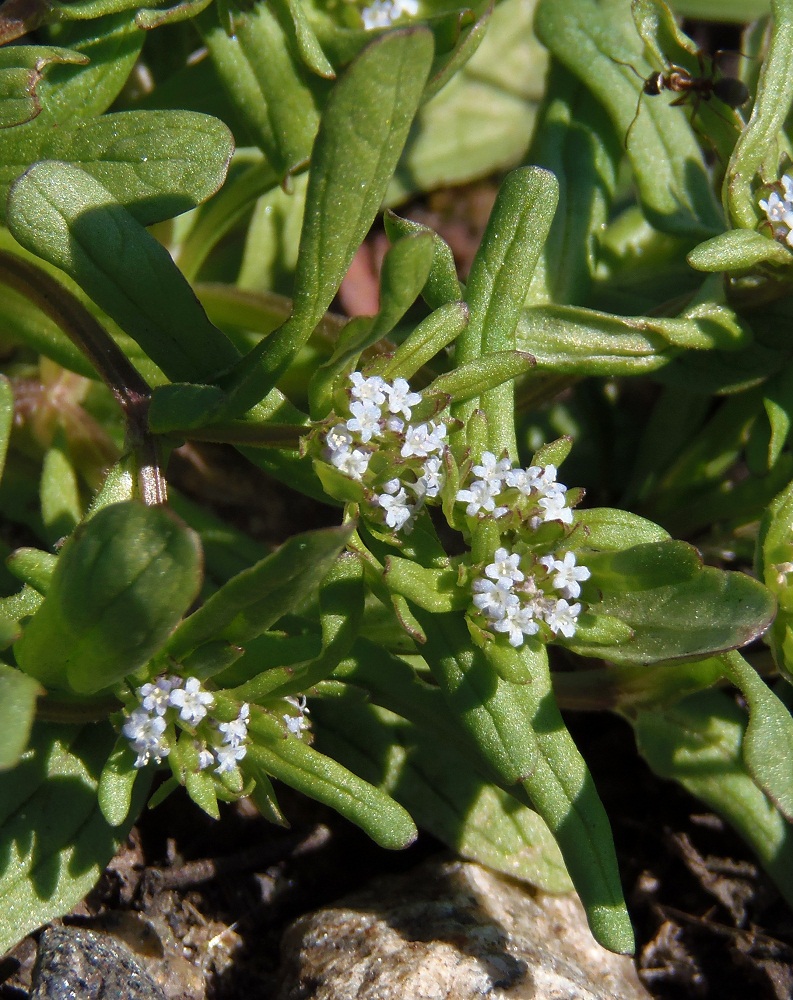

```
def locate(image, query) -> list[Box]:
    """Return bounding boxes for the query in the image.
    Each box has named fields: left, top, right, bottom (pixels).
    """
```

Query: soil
left=1, top=707, right=791, bottom=1000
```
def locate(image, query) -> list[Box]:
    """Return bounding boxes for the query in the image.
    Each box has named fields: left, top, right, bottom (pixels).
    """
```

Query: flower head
left=122, top=709, right=170, bottom=769
left=169, top=677, right=215, bottom=726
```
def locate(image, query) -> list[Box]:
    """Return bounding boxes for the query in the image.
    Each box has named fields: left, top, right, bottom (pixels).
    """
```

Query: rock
left=30, top=926, right=167, bottom=1000
left=276, top=859, right=651, bottom=1000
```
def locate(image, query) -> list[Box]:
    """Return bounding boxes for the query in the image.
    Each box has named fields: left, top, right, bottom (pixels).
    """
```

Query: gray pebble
left=30, top=927, right=167, bottom=1000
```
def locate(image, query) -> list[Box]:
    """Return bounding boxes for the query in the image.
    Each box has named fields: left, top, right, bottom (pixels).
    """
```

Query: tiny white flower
left=384, top=415, right=405, bottom=434
left=349, top=372, right=387, bottom=406
left=283, top=695, right=310, bottom=737
left=492, top=603, right=540, bottom=647
left=361, top=0, right=395, bottom=28
left=214, top=742, right=247, bottom=774
left=331, top=447, right=371, bottom=480
left=538, top=491, right=573, bottom=524
left=384, top=377, right=422, bottom=419
left=546, top=551, right=591, bottom=600
left=782, top=174, right=793, bottom=202
left=456, top=479, right=501, bottom=517
left=218, top=703, right=250, bottom=748
left=376, top=487, right=413, bottom=530
left=139, top=676, right=179, bottom=716
left=543, top=598, right=581, bottom=638
left=346, top=399, right=383, bottom=443
left=472, top=452, right=511, bottom=488
left=123, top=709, right=170, bottom=769
left=401, top=421, right=447, bottom=458
left=197, top=748, right=214, bottom=771
left=418, top=455, right=444, bottom=498
left=472, top=578, right=519, bottom=621
left=485, top=547, right=525, bottom=586
left=326, top=423, right=355, bottom=455
left=504, top=465, right=544, bottom=495
left=760, top=190, right=790, bottom=223
left=394, top=0, right=418, bottom=13
left=169, top=677, right=215, bottom=726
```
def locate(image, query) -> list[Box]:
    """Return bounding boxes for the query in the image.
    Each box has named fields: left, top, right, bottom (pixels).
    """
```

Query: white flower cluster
left=122, top=675, right=250, bottom=776
left=455, top=451, right=574, bottom=527
left=472, top=547, right=590, bottom=647
left=361, top=0, right=418, bottom=30
left=324, top=373, right=448, bottom=533
left=760, top=173, right=793, bottom=248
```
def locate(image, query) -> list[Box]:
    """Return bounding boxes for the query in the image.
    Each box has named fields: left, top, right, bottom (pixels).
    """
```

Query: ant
left=617, top=51, right=750, bottom=148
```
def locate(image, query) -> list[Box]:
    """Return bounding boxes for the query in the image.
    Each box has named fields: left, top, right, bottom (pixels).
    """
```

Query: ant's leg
left=624, top=91, right=645, bottom=150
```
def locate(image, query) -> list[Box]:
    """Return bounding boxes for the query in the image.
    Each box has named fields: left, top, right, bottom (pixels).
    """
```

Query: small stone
left=276, top=859, right=651, bottom=1000
left=30, top=926, right=167, bottom=1000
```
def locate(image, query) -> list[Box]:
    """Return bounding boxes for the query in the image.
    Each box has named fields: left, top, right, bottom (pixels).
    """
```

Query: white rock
left=277, top=859, right=651, bottom=999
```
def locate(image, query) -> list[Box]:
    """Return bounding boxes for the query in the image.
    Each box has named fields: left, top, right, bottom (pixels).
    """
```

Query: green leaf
left=457, top=167, right=558, bottom=453
left=757, top=478, right=793, bottom=682
left=0, top=46, right=88, bottom=129
left=181, top=736, right=220, bottom=819
left=195, top=0, right=324, bottom=178
left=6, top=162, right=240, bottom=383
left=410, top=608, right=633, bottom=953
left=219, top=27, right=435, bottom=416
left=6, top=548, right=58, bottom=594
left=0, top=376, right=13, bottom=485
left=370, top=233, right=435, bottom=340
left=40, top=442, right=81, bottom=546
left=27, top=12, right=144, bottom=126
left=515, top=301, right=747, bottom=376
left=725, top=0, right=793, bottom=229
left=584, top=539, right=703, bottom=590
left=719, top=651, right=793, bottom=822
left=428, top=351, right=536, bottom=404
left=225, top=551, right=364, bottom=702
left=244, top=757, right=288, bottom=826
left=573, top=508, right=670, bottom=549
left=97, top=738, right=139, bottom=826
left=166, top=525, right=353, bottom=658
left=14, top=502, right=203, bottom=694
left=274, top=0, right=335, bottom=79
left=0, top=722, right=150, bottom=954
left=313, top=695, right=573, bottom=893
left=633, top=691, right=793, bottom=910
left=384, top=557, right=466, bottom=614
left=525, top=59, right=620, bottom=306
left=534, top=0, right=721, bottom=237
left=384, top=0, right=545, bottom=204
left=383, top=211, right=462, bottom=310
left=688, top=230, right=793, bottom=272
left=568, top=562, right=775, bottom=665
left=374, top=301, right=469, bottom=383
left=1, top=111, right=235, bottom=227
left=0, top=665, right=42, bottom=770
left=246, top=710, right=417, bottom=849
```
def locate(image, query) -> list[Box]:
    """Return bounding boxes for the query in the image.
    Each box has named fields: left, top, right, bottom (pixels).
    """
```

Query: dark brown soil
left=1, top=708, right=791, bottom=1000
